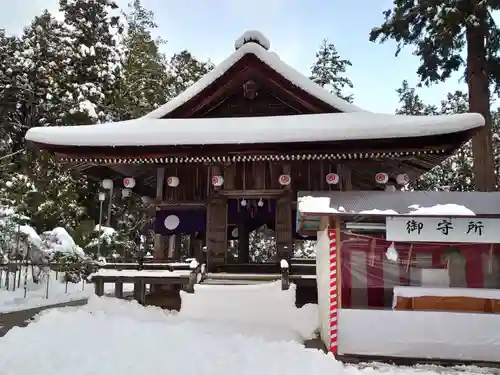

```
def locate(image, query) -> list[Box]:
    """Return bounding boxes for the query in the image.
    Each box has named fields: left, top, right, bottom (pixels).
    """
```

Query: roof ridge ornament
left=234, top=30, right=270, bottom=51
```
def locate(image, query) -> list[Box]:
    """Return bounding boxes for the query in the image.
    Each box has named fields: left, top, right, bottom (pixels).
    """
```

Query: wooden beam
left=218, top=189, right=284, bottom=198
left=154, top=167, right=166, bottom=260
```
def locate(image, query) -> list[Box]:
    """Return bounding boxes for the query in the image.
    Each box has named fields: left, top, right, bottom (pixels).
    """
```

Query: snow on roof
left=143, top=31, right=366, bottom=118
left=296, top=191, right=500, bottom=217
left=234, top=30, right=270, bottom=50
left=25, top=112, right=484, bottom=147
left=297, top=195, right=477, bottom=216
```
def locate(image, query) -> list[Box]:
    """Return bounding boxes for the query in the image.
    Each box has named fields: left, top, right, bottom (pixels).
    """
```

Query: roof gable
left=142, top=32, right=367, bottom=119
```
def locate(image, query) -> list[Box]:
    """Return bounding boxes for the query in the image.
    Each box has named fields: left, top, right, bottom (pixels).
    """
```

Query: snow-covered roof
left=25, top=112, right=484, bottom=147
left=142, top=31, right=366, bottom=118
left=296, top=191, right=500, bottom=217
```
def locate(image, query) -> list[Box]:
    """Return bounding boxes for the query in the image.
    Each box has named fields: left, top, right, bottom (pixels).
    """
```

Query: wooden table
left=393, top=286, right=500, bottom=313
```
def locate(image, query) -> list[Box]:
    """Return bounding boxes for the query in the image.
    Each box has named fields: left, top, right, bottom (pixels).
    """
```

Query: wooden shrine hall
left=25, top=30, right=485, bottom=273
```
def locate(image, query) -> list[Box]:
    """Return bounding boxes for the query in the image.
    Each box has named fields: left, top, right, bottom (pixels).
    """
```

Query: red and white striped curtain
left=339, top=233, right=500, bottom=308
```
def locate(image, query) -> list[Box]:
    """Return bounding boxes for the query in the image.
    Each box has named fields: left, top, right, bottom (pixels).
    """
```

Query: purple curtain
left=155, top=209, right=206, bottom=235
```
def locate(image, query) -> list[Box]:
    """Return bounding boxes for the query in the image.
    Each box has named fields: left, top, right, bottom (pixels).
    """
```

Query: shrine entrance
left=205, top=194, right=293, bottom=271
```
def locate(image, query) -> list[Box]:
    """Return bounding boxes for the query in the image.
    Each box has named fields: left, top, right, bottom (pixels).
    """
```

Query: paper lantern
left=385, top=242, right=399, bottom=262
left=123, top=177, right=136, bottom=188
left=212, top=175, right=224, bottom=187
left=325, top=173, right=339, bottom=185
left=278, top=174, right=291, bottom=186
left=164, top=215, right=180, bottom=230
left=396, top=173, right=410, bottom=185
left=167, top=176, right=180, bottom=187
left=121, top=188, right=132, bottom=198
left=375, top=172, right=389, bottom=184
left=101, top=179, right=113, bottom=190
left=98, top=192, right=106, bottom=202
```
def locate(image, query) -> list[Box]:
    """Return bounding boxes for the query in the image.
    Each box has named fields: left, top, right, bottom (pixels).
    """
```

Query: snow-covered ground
left=0, top=270, right=133, bottom=314
left=0, top=295, right=495, bottom=375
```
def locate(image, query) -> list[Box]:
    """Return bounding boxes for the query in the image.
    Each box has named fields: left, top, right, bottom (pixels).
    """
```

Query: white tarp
left=338, top=308, right=500, bottom=361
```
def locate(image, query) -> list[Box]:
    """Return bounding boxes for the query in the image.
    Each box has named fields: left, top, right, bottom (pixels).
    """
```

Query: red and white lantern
left=212, top=175, right=224, bottom=187
left=123, top=177, right=136, bottom=188
left=325, top=173, right=339, bottom=185
left=375, top=172, right=389, bottom=184
left=167, top=176, right=180, bottom=187
left=396, top=173, right=410, bottom=185
left=278, top=174, right=291, bottom=186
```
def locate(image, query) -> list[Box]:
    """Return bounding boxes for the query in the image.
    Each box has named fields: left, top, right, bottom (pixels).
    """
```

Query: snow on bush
left=40, top=227, right=86, bottom=259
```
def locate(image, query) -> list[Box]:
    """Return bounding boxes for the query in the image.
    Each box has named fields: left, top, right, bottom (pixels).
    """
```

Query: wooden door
left=206, top=197, right=228, bottom=271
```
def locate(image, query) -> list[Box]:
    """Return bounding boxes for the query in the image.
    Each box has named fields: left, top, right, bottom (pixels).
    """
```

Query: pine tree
left=0, top=12, right=90, bottom=233
left=113, top=0, right=170, bottom=119
left=310, top=39, right=353, bottom=102
left=395, top=80, right=438, bottom=115
left=166, top=50, right=214, bottom=98
left=370, top=1, right=500, bottom=191
left=395, top=81, right=475, bottom=191
left=58, top=0, right=122, bottom=124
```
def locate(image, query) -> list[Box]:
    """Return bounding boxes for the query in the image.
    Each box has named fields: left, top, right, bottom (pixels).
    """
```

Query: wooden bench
left=88, top=267, right=202, bottom=304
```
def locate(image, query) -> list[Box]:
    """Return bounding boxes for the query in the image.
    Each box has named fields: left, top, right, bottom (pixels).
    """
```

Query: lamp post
left=101, top=179, right=114, bottom=227
left=97, top=191, right=106, bottom=259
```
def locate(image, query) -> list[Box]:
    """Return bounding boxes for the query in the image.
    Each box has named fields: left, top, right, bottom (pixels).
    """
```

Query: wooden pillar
left=223, top=163, right=236, bottom=190
left=174, top=234, right=182, bottom=260
left=275, top=163, right=293, bottom=260
left=275, top=193, right=293, bottom=261
left=154, top=167, right=165, bottom=260
left=206, top=196, right=228, bottom=271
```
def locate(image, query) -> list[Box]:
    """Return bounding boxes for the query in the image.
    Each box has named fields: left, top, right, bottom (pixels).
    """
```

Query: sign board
left=386, top=216, right=500, bottom=243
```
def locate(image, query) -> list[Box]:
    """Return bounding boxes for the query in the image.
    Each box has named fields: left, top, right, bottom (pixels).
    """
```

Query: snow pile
left=298, top=196, right=340, bottom=214
left=179, top=281, right=319, bottom=342
left=234, top=30, right=270, bottom=50
left=358, top=209, right=399, bottom=215
left=407, top=204, right=475, bottom=216
left=40, top=227, right=85, bottom=258
left=0, top=297, right=341, bottom=375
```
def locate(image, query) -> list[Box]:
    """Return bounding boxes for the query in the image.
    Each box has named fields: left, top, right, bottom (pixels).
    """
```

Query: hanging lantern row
left=102, top=177, right=137, bottom=189
left=105, top=172, right=410, bottom=191
left=375, top=173, right=410, bottom=185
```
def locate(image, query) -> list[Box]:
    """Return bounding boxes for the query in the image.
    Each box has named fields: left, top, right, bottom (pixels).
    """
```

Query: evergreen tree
left=113, top=0, right=170, bottom=119
left=370, top=0, right=500, bottom=191
left=166, top=50, right=214, bottom=98
left=395, top=80, right=438, bottom=115
left=395, top=81, right=476, bottom=191
left=310, top=39, right=353, bottom=102
left=58, top=0, right=122, bottom=124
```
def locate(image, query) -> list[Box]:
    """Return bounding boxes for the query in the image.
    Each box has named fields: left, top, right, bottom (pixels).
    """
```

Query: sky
left=1, top=0, right=467, bottom=113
